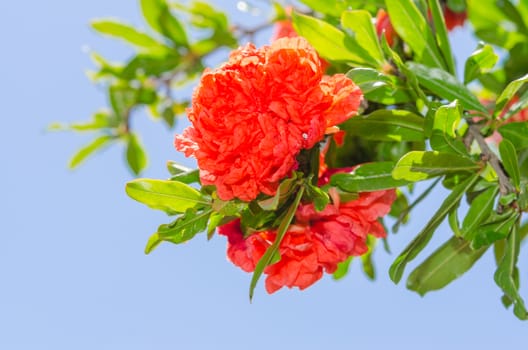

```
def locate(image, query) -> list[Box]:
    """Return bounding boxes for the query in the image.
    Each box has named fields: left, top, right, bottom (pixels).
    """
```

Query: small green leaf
left=464, top=43, right=499, bottom=84
left=126, top=133, right=147, bottom=175
left=428, top=0, right=455, bottom=74
left=385, top=0, right=445, bottom=69
left=494, top=223, right=528, bottom=320
left=498, top=122, right=528, bottom=150
left=341, top=10, right=384, bottom=67
left=408, top=62, right=487, bottom=113
left=166, top=161, right=191, bottom=175
left=305, top=182, right=329, bottom=212
left=461, top=185, right=500, bottom=240
left=407, top=236, right=488, bottom=295
left=495, top=73, right=528, bottom=115
left=346, top=68, right=411, bottom=104
left=430, top=101, right=468, bottom=156
left=69, top=135, right=114, bottom=169
left=471, top=211, right=518, bottom=250
left=392, top=151, right=480, bottom=182
left=258, top=174, right=299, bottom=211
left=292, top=12, right=375, bottom=66
left=144, top=232, right=162, bottom=254
left=389, top=172, right=480, bottom=283
left=361, top=235, right=377, bottom=280
left=250, top=187, right=305, bottom=301
left=499, top=139, right=521, bottom=190
left=330, top=162, right=412, bottom=192
left=140, top=0, right=188, bottom=47
left=341, top=109, right=425, bottom=142
left=333, top=256, right=353, bottom=280
left=91, top=19, right=166, bottom=50
left=157, top=207, right=212, bottom=244
left=126, top=179, right=208, bottom=214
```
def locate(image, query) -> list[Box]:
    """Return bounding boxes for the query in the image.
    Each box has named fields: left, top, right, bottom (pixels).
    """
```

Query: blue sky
left=1, top=1, right=527, bottom=349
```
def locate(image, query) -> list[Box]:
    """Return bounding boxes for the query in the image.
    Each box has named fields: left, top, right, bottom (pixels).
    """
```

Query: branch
left=467, top=124, right=514, bottom=195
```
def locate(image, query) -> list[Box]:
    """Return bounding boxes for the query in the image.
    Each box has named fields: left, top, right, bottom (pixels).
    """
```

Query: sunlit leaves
left=140, top=0, right=188, bottom=47
left=407, top=237, right=488, bottom=295
left=126, top=179, right=208, bottom=214
left=494, top=224, right=528, bottom=320
left=408, top=62, right=487, bottom=113
left=341, top=10, right=384, bottom=67
left=385, top=0, right=445, bottom=69
left=464, top=43, right=499, bottom=84
left=341, top=109, right=425, bottom=142
left=69, top=135, right=115, bottom=169
left=292, top=12, right=377, bottom=66
left=91, top=19, right=166, bottom=51
left=126, top=133, right=148, bottom=175
left=392, top=151, right=480, bottom=182
left=330, top=162, right=412, bottom=192
left=390, top=173, right=480, bottom=283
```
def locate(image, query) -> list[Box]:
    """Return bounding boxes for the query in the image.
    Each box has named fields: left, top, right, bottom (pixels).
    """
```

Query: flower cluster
left=218, top=169, right=396, bottom=293
left=175, top=37, right=362, bottom=201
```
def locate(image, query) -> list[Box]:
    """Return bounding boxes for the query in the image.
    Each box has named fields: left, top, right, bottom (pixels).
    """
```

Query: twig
left=468, top=124, right=514, bottom=195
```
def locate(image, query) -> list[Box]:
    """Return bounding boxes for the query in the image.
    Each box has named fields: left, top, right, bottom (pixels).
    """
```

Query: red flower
left=443, top=5, right=467, bottom=31
left=218, top=168, right=396, bottom=293
left=376, top=9, right=396, bottom=46
left=175, top=38, right=363, bottom=201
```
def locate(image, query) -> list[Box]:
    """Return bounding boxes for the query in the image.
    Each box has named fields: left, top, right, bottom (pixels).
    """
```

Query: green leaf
left=91, top=19, right=166, bottom=51
left=494, top=223, right=528, bottom=320
left=250, top=187, right=305, bottom=301
left=157, top=207, right=212, bottom=244
left=144, top=232, right=162, bottom=254
left=292, top=12, right=375, bottom=66
left=126, top=133, right=147, bottom=175
left=109, top=85, right=156, bottom=118
left=341, top=110, right=425, bottom=142
left=361, top=235, right=377, bottom=280
left=407, top=62, right=487, bottom=113
left=430, top=101, right=469, bottom=156
left=126, top=179, right=208, bottom=214
left=385, top=0, right=445, bottom=69
left=140, top=0, right=188, bottom=47
left=471, top=211, right=518, bottom=250
left=333, top=256, right=353, bottom=280
left=305, top=182, right=329, bottom=212
left=428, top=0, right=455, bottom=74
left=407, top=236, right=488, bottom=295
left=330, top=162, right=412, bottom=192
left=69, top=135, right=114, bottom=169
left=121, top=53, right=181, bottom=79
left=495, top=73, right=528, bottom=115
left=299, top=0, right=361, bottom=17
left=166, top=161, right=191, bottom=175
left=464, top=43, right=499, bottom=84
left=392, top=151, right=480, bottom=182
left=460, top=185, right=499, bottom=240
left=499, top=139, right=521, bottom=190
left=258, top=174, right=299, bottom=211
left=389, top=172, right=480, bottom=283
left=345, top=68, right=412, bottom=104
left=498, top=122, right=528, bottom=150
left=341, top=10, right=384, bottom=67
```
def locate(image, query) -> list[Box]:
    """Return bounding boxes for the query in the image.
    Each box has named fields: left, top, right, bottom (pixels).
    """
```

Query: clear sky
left=1, top=1, right=527, bottom=349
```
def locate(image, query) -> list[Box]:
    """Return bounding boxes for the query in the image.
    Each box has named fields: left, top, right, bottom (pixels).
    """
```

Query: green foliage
left=69, top=0, right=528, bottom=319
